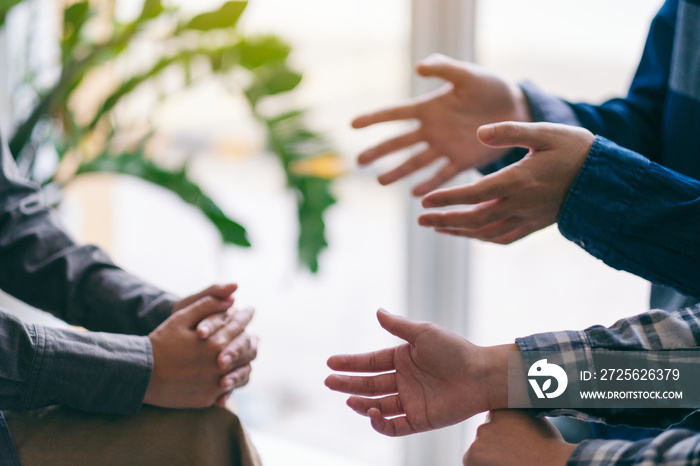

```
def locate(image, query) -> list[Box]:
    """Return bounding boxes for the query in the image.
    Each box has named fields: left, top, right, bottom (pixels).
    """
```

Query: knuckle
left=463, top=446, right=481, bottom=466
left=211, top=335, right=229, bottom=351
left=462, top=449, right=471, bottom=466
left=369, top=352, right=378, bottom=371
left=494, top=236, right=515, bottom=245
left=505, top=122, right=521, bottom=138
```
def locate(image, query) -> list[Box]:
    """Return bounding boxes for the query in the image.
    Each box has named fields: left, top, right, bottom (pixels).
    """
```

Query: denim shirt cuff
left=520, top=80, right=581, bottom=126
left=557, top=136, right=650, bottom=260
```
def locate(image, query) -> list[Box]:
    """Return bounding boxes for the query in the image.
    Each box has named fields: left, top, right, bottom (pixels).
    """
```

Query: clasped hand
left=145, top=284, right=258, bottom=409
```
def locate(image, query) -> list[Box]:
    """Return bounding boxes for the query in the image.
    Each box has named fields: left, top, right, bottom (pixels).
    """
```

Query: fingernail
left=198, top=325, right=210, bottom=337
left=224, top=378, right=234, bottom=390
left=221, top=354, right=232, bottom=368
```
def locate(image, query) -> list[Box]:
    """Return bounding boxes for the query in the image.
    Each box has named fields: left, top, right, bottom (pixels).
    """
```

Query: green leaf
left=86, top=54, right=181, bottom=130
left=138, top=0, right=163, bottom=21
left=296, top=176, right=336, bottom=272
left=61, top=1, right=90, bottom=62
left=263, top=111, right=337, bottom=272
left=182, top=1, right=247, bottom=31
left=238, top=36, right=291, bottom=69
left=0, top=0, right=24, bottom=28
left=246, top=63, right=302, bottom=106
left=76, top=153, right=251, bottom=247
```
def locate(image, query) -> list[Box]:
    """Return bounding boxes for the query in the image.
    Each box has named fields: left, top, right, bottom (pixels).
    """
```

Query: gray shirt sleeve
left=0, top=136, right=176, bottom=335
left=0, top=134, right=176, bottom=414
left=0, top=310, right=151, bottom=415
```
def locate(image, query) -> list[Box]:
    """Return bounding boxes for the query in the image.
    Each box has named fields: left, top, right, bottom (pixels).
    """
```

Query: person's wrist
left=553, top=442, right=577, bottom=465
left=510, top=84, right=533, bottom=123
left=480, top=343, right=518, bottom=410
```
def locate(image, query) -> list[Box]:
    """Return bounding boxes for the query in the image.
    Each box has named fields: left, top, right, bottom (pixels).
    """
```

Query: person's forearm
left=558, top=137, right=700, bottom=299
left=0, top=310, right=151, bottom=415
left=481, top=343, right=521, bottom=410
left=0, top=140, right=175, bottom=334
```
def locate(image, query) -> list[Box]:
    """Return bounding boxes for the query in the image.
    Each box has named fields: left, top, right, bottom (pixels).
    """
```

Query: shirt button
left=574, top=238, right=586, bottom=248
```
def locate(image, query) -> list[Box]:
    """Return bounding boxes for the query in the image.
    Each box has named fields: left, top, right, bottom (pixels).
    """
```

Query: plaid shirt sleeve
left=517, top=304, right=700, bottom=464
left=568, top=430, right=700, bottom=465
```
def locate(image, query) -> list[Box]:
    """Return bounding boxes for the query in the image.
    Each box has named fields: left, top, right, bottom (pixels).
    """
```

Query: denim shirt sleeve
left=0, top=136, right=176, bottom=335
left=0, top=310, right=151, bottom=415
left=557, top=136, right=700, bottom=299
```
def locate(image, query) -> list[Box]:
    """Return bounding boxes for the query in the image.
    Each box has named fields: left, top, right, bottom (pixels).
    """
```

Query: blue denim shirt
left=484, top=0, right=700, bottom=311
left=0, top=137, right=176, bottom=462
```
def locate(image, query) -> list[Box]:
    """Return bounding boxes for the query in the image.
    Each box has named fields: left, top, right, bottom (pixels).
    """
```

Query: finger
left=196, top=310, right=230, bottom=339
left=209, top=307, right=255, bottom=351
left=421, top=173, right=510, bottom=208
left=327, top=346, right=396, bottom=373
left=415, top=53, right=471, bottom=86
left=220, top=364, right=253, bottom=391
left=173, top=283, right=237, bottom=313
left=347, top=394, right=404, bottom=418
left=176, top=296, right=235, bottom=329
left=219, top=334, right=259, bottom=371
left=412, top=162, right=461, bottom=196
left=489, top=225, right=537, bottom=245
left=357, top=130, right=423, bottom=165
left=478, top=122, right=558, bottom=151
left=433, top=217, right=519, bottom=242
left=436, top=223, right=532, bottom=246
left=352, top=105, right=417, bottom=129
left=376, top=308, right=430, bottom=344
left=377, top=147, right=439, bottom=185
left=368, top=408, right=417, bottom=437
left=216, top=390, right=233, bottom=408
left=418, top=200, right=508, bottom=230
left=324, top=372, right=397, bottom=396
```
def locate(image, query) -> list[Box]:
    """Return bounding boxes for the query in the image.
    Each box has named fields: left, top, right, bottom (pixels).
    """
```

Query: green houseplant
left=0, top=0, right=339, bottom=272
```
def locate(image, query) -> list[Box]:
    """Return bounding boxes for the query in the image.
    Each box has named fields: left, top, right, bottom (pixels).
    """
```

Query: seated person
left=0, top=136, right=260, bottom=466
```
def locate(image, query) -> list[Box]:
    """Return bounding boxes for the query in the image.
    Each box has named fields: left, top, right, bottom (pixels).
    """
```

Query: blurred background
left=0, top=0, right=664, bottom=464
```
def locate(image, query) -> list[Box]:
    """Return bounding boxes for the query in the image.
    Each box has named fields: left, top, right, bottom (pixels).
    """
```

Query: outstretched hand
left=420, top=122, right=595, bottom=244
left=464, top=410, right=576, bottom=466
left=325, top=309, right=513, bottom=436
left=353, top=53, right=530, bottom=196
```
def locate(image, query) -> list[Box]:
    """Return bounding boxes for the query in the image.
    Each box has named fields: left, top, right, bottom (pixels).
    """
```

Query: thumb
left=174, top=283, right=237, bottom=312
left=175, top=296, right=233, bottom=328
left=416, top=53, right=470, bottom=85
left=477, top=122, right=557, bottom=151
left=376, top=309, right=425, bottom=343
